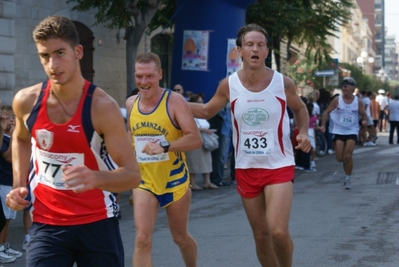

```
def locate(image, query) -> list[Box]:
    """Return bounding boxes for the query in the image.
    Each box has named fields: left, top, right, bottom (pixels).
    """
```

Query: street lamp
left=376, top=68, right=388, bottom=82
left=356, top=51, right=374, bottom=74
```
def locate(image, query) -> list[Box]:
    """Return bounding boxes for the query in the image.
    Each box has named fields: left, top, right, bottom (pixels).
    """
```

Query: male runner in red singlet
left=189, top=24, right=310, bottom=267
left=6, top=16, right=141, bottom=267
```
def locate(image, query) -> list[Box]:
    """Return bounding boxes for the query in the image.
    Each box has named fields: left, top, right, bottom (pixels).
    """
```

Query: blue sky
left=385, top=0, right=399, bottom=41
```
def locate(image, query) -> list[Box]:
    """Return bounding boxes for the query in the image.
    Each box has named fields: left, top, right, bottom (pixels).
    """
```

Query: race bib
left=240, top=129, right=274, bottom=156
left=339, top=114, right=354, bottom=125
left=134, top=135, right=169, bottom=163
left=36, top=149, right=84, bottom=190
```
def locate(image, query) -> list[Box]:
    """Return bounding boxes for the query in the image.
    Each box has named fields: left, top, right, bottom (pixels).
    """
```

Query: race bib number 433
left=240, top=129, right=274, bottom=156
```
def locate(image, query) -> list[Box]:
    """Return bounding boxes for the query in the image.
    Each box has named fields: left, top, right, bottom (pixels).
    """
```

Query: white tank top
left=228, top=71, right=295, bottom=169
left=330, top=95, right=359, bottom=135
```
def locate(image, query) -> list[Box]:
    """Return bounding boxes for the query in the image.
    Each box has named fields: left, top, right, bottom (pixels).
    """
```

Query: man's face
left=237, top=31, right=269, bottom=69
left=173, top=85, right=184, bottom=95
left=1, top=110, right=15, bottom=131
left=36, top=38, right=83, bottom=86
left=134, top=61, right=162, bottom=95
left=341, top=84, right=354, bottom=95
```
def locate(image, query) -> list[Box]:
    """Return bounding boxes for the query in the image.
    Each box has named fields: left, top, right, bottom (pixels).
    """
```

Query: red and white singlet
left=25, top=80, right=118, bottom=226
left=229, top=71, right=295, bottom=170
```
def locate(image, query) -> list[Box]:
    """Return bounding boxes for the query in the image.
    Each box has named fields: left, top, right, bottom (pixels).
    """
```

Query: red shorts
left=235, top=166, right=295, bottom=198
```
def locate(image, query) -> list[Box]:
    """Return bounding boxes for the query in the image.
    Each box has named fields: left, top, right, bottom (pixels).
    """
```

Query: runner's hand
left=295, top=133, right=311, bottom=152
left=6, top=187, right=29, bottom=211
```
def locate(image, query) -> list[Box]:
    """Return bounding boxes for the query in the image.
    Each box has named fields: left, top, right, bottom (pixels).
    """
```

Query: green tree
left=246, top=0, right=353, bottom=71
left=68, top=0, right=175, bottom=96
left=287, top=57, right=321, bottom=89
left=338, top=63, right=391, bottom=93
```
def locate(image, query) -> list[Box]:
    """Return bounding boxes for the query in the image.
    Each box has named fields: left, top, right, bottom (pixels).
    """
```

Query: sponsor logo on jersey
left=36, top=129, right=54, bottom=151
left=67, top=125, right=81, bottom=133
left=242, top=108, right=269, bottom=126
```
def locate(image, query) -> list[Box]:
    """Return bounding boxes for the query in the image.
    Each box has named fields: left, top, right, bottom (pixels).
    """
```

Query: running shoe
left=5, top=243, right=22, bottom=258
left=304, top=168, right=316, bottom=173
left=22, top=240, right=28, bottom=251
left=344, top=178, right=351, bottom=190
left=310, top=161, right=316, bottom=168
left=0, top=245, right=16, bottom=263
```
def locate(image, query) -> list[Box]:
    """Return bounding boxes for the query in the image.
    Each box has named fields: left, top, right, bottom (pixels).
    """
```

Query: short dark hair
left=341, top=77, right=356, bottom=87
left=33, top=16, right=79, bottom=48
left=236, top=23, right=269, bottom=47
left=0, top=105, right=12, bottom=112
left=189, top=94, right=203, bottom=103
left=135, top=52, right=162, bottom=70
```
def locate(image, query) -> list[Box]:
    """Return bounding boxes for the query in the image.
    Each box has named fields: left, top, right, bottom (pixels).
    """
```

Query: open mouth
left=251, top=55, right=259, bottom=60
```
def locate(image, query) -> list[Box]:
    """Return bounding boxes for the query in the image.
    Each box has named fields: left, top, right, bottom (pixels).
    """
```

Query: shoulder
left=126, top=94, right=139, bottom=111
left=13, top=83, right=43, bottom=116
left=282, top=75, right=295, bottom=91
left=91, top=87, right=121, bottom=120
left=91, top=87, right=118, bottom=107
left=167, top=89, right=190, bottom=107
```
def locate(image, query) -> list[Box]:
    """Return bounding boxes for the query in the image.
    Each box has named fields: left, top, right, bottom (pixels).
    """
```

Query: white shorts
left=0, top=185, right=17, bottom=219
left=308, top=128, right=315, bottom=149
left=367, top=116, right=374, bottom=126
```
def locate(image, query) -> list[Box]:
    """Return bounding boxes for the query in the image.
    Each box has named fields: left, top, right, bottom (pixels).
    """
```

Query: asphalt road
left=5, top=132, right=399, bottom=267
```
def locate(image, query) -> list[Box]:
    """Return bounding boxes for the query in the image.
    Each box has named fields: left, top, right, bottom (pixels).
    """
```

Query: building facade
left=0, top=0, right=128, bottom=106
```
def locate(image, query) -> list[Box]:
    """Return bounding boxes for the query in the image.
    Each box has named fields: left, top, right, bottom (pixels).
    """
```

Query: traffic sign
left=314, top=70, right=335, bottom=77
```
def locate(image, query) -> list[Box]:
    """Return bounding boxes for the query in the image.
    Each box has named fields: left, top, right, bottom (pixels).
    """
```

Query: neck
left=50, top=77, right=85, bottom=100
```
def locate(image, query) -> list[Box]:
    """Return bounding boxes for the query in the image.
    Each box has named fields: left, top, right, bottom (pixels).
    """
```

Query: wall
left=0, top=0, right=127, bottom=106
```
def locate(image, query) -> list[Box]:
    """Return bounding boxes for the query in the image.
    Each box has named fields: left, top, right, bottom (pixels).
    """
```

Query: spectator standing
left=126, top=52, right=201, bottom=266
left=317, top=88, right=334, bottom=154
left=294, top=98, right=315, bottom=172
left=6, top=16, right=141, bottom=266
left=186, top=94, right=218, bottom=190
left=208, top=108, right=231, bottom=186
left=369, top=92, right=380, bottom=143
left=376, top=89, right=389, bottom=132
left=386, top=95, right=399, bottom=144
left=173, top=84, right=190, bottom=101
left=360, top=91, right=376, bottom=146
left=0, top=98, right=9, bottom=264
left=0, top=106, right=20, bottom=263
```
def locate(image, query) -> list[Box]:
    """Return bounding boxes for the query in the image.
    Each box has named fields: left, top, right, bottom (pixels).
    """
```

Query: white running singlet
left=229, top=71, right=295, bottom=169
left=330, top=95, right=360, bottom=136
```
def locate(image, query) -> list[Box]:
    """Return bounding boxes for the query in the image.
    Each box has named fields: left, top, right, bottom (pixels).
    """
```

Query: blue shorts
left=27, top=218, right=124, bottom=267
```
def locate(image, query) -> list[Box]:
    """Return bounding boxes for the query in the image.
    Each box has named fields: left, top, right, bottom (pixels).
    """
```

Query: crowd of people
left=0, top=15, right=396, bottom=267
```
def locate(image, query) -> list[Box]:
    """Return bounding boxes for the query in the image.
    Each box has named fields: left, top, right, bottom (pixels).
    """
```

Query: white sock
left=25, top=234, right=30, bottom=242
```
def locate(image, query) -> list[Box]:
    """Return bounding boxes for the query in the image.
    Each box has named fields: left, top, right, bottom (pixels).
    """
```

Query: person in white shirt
left=376, top=89, right=389, bottom=132
left=386, top=95, right=399, bottom=144
left=360, top=90, right=376, bottom=146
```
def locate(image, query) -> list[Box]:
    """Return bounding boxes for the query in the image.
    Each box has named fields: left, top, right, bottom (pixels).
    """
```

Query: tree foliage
left=246, top=0, right=354, bottom=70
left=67, top=0, right=175, bottom=95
